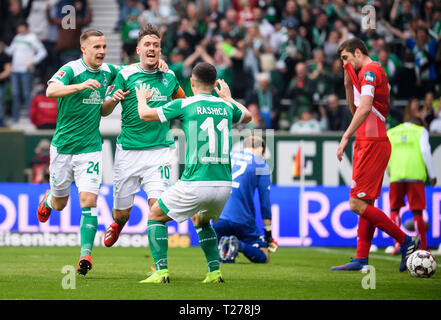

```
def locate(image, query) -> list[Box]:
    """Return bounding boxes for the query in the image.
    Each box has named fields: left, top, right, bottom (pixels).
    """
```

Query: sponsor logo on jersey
left=364, top=71, right=375, bottom=83
left=82, top=90, right=103, bottom=104
left=150, top=87, right=168, bottom=101
left=135, top=81, right=167, bottom=101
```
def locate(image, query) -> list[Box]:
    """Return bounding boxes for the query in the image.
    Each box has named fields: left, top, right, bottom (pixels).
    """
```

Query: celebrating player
left=135, top=62, right=251, bottom=283
left=214, top=135, right=278, bottom=264
left=36, top=30, right=121, bottom=275
left=331, top=38, right=419, bottom=272
left=101, top=24, right=185, bottom=247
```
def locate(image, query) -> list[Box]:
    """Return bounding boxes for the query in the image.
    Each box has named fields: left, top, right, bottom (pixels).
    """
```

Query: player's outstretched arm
left=215, top=79, right=252, bottom=124
left=46, top=79, right=101, bottom=98
left=135, top=83, right=160, bottom=122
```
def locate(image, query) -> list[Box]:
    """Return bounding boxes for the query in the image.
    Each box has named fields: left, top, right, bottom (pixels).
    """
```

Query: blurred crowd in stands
left=0, top=0, right=441, bottom=134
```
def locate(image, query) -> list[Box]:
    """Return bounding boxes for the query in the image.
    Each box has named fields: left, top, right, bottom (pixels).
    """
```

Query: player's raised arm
left=344, top=69, right=357, bottom=115
left=46, top=79, right=101, bottom=99
left=215, top=79, right=252, bottom=124
left=135, top=83, right=160, bottom=121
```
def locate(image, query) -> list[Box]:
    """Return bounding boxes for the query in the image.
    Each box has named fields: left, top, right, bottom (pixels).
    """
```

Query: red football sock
left=390, top=210, right=401, bottom=244
left=362, top=205, right=406, bottom=245
left=413, top=215, right=427, bottom=250
left=355, top=215, right=376, bottom=259
left=390, top=210, right=401, bottom=226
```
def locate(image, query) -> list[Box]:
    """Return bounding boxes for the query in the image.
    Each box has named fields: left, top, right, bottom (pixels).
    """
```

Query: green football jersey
left=49, top=58, right=120, bottom=154
left=157, top=93, right=244, bottom=182
left=106, top=65, right=180, bottom=150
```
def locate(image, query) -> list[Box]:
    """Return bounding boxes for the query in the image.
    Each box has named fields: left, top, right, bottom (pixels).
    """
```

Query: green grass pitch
left=1, top=246, right=440, bottom=300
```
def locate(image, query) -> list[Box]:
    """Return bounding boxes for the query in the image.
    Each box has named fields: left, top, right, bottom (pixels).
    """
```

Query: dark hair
left=192, top=62, right=217, bottom=86
left=17, top=20, right=28, bottom=29
left=337, top=38, right=369, bottom=57
left=80, top=29, right=104, bottom=44
left=243, top=136, right=266, bottom=154
left=138, top=24, right=161, bottom=43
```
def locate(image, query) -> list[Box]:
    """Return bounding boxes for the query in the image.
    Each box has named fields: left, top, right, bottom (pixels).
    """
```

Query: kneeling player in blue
left=213, top=136, right=278, bottom=263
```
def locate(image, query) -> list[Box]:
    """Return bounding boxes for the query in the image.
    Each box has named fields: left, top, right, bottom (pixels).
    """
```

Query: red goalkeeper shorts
left=350, top=139, right=391, bottom=200
left=389, top=181, right=426, bottom=211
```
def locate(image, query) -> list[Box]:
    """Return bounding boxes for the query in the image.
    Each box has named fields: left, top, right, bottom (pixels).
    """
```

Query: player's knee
left=79, top=192, right=97, bottom=208
left=51, top=196, right=68, bottom=211
left=148, top=198, right=157, bottom=209
left=149, top=202, right=171, bottom=222
left=192, top=214, right=209, bottom=226
left=349, top=198, right=367, bottom=215
left=113, top=209, right=130, bottom=222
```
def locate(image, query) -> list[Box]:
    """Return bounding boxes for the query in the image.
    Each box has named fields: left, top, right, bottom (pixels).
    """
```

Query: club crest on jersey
left=364, top=71, right=375, bottom=83
left=162, top=77, right=169, bottom=87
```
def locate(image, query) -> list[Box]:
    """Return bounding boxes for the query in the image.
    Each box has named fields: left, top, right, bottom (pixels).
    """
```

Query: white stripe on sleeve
left=156, top=107, right=167, bottom=123
left=361, top=84, right=375, bottom=97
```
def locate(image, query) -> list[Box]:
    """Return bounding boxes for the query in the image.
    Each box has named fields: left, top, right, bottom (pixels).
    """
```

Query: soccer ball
left=406, top=250, right=437, bottom=278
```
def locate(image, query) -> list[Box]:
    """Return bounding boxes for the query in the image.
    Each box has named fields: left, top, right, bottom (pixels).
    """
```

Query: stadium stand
left=0, top=0, right=439, bottom=134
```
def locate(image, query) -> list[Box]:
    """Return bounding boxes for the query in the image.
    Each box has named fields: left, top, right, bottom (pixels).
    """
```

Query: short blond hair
left=80, top=29, right=104, bottom=45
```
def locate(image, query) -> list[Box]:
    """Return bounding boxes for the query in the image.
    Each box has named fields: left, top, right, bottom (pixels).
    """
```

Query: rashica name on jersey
left=196, top=106, right=228, bottom=116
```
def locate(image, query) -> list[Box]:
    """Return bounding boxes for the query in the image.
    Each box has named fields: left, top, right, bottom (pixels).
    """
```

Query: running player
left=135, top=62, right=251, bottom=283
left=36, top=30, right=121, bottom=275
left=214, top=136, right=278, bottom=264
left=101, top=24, right=185, bottom=247
left=331, top=38, right=419, bottom=272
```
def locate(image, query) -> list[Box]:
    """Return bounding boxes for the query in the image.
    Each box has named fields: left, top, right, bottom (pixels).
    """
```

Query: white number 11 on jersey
left=200, top=117, right=229, bottom=155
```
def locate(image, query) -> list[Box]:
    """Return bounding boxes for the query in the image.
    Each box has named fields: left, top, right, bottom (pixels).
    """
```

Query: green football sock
left=195, top=224, right=220, bottom=272
left=44, top=191, right=53, bottom=209
left=114, top=215, right=128, bottom=227
left=148, top=220, right=169, bottom=270
left=80, top=207, right=98, bottom=257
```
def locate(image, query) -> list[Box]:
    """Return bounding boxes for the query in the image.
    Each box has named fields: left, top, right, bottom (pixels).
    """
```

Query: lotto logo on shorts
left=357, top=192, right=367, bottom=198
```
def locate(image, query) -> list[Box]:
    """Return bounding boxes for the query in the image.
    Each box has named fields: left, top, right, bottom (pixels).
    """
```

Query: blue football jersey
left=219, top=150, right=271, bottom=227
